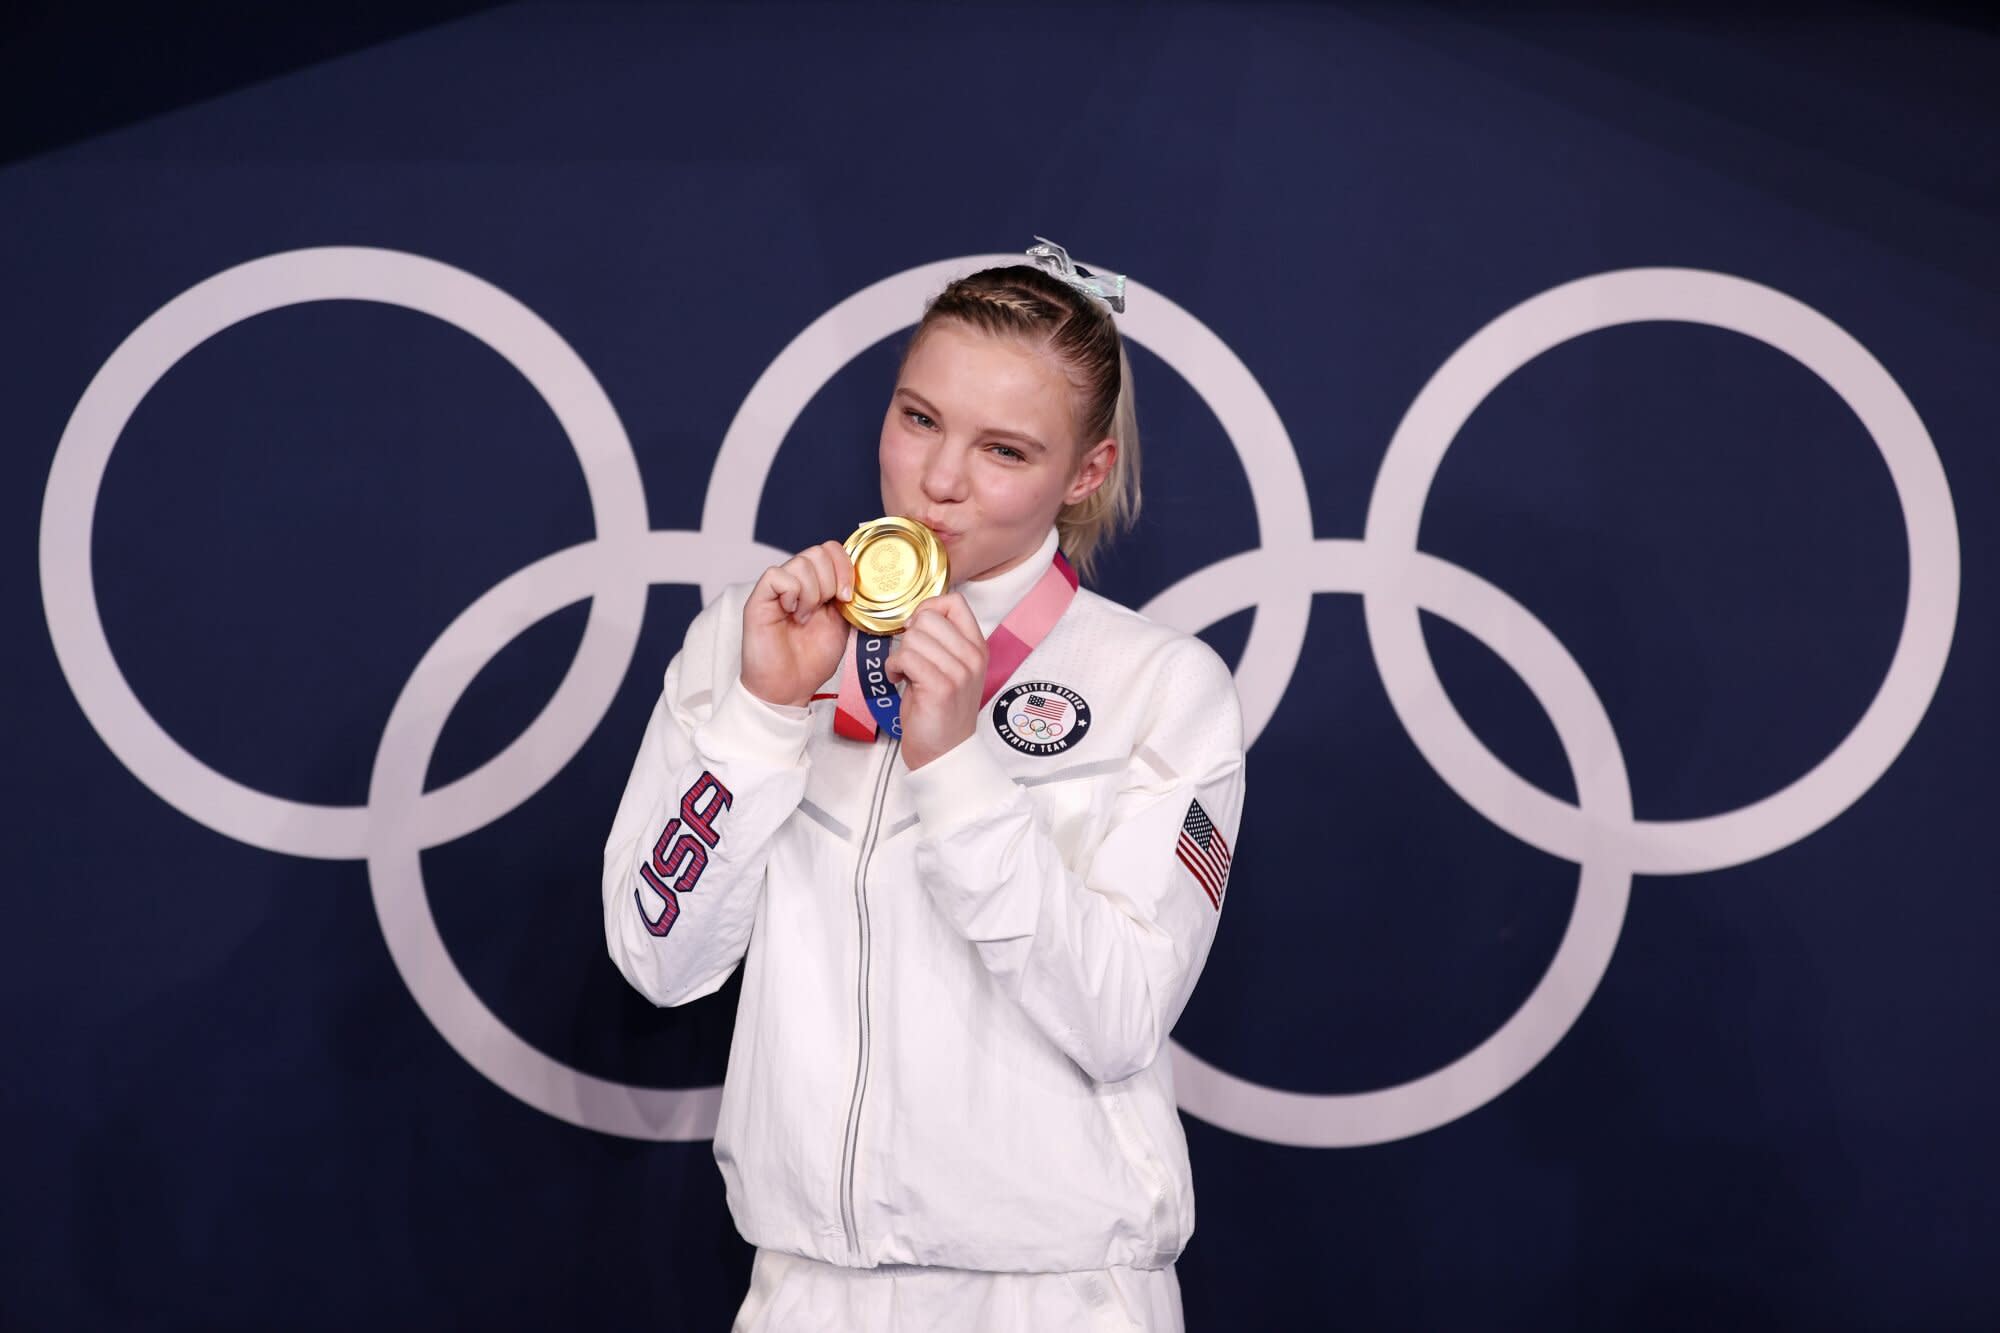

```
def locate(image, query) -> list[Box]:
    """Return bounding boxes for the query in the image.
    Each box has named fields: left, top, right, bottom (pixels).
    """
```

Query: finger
left=782, top=554, right=825, bottom=623
left=800, top=544, right=841, bottom=610
left=758, top=565, right=803, bottom=619
left=820, top=540, right=856, bottom=603
left=889, top=638, right=948, bottom=690
left=903, top=615, right=982, bottom=680
left=930, top=593, right=987, bottom=648
left=908, top=599, right=986, bottom=669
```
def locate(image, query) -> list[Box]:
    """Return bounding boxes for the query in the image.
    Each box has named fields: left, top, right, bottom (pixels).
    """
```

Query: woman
left=602, top=240, right=1246, bottom=1332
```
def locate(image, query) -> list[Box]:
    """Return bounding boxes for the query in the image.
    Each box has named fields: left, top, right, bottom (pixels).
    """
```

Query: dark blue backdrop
left=6, top=4, right=1996, bottom=1328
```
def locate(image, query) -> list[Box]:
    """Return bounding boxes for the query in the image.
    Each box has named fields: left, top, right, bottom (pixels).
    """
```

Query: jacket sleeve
left=905, top=638, right=1246, bottom=1084
left=601, top=588, right=815, bottom=1007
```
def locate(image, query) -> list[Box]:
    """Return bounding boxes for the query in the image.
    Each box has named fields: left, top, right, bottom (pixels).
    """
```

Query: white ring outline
left=368, top=529, right=781, bottom=1140
left=1147, top=540, right=1632, bottom=1148
left=1363, top=269, right=1960, bottom=876
left=39, top=247, right=653, bottom=859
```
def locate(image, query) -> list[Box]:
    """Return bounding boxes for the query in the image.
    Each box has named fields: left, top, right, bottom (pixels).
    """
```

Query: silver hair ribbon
left=1026, top=236, right=1127, bottom=314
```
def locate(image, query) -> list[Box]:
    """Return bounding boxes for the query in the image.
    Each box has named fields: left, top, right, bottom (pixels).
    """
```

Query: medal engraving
left=857, top=540, right=918, bottom=598
left=839, top=517, right=949, bottom=634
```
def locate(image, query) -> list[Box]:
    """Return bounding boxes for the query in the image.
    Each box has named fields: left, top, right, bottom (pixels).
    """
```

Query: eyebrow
left=895, top=387, right=1049, bottom=454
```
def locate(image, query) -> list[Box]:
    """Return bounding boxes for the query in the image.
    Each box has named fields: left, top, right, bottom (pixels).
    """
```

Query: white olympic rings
left=40, top=247, right=1958, bottom=1149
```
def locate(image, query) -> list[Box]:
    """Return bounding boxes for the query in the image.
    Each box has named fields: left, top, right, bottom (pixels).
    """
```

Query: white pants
left=731, top=1249, right=1185, bottom=1333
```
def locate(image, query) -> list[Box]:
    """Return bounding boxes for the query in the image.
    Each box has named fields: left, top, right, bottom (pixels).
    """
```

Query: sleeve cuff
left=906, top=734, right=1021, bottom=839
left=695, top=679, right=814, bottom=770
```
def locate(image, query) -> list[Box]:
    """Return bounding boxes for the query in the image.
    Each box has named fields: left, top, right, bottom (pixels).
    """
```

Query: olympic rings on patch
left=1012, top=714, right=1065, bottom=739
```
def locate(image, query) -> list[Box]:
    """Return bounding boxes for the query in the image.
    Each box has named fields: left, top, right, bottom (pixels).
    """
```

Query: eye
left=987, top=443, right=1027, bottom=462
left=902, top=408, right=937, bottom=431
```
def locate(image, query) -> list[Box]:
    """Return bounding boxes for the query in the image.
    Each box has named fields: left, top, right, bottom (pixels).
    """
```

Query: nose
left=920, top=439, right=967, bottom=504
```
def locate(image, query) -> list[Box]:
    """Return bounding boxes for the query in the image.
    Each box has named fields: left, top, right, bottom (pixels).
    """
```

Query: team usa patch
left=1177, top=798, right=1231, bottom=910
left=991, top=681, right=1091, bottom=756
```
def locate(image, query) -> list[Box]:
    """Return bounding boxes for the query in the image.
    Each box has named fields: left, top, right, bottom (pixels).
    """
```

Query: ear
left=1064, top=437, right=1118, bottom=506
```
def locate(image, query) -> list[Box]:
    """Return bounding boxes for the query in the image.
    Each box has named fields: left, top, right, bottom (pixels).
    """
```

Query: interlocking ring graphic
left=40, top=248, right=1958, bottom=1148
left=1013, top=715, right=1066, bottom=740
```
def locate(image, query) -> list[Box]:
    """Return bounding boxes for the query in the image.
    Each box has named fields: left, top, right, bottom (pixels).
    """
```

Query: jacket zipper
left=838, top=735, right=898, bottom=1262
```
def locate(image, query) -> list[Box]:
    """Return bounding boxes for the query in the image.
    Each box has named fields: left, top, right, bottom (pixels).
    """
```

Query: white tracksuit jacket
left=602, top=530, right=1246, bottom=1276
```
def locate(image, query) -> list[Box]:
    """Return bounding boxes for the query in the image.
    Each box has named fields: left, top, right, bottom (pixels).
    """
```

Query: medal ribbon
left=840, top=631, right=902, bottom=740
left=833, top=550, right=1078, bottom=743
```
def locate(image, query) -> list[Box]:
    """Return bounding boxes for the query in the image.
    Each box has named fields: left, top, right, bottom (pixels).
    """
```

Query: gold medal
left=839, top=517, right=949, bottom=635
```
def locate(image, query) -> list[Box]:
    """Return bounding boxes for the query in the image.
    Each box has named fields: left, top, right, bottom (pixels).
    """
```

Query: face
left=879, top=320, right=1116, bottom=586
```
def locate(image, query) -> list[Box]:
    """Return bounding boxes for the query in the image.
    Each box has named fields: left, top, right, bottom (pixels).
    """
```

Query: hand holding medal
left=832, top=517, right=988, bottom=770
left=739, top=538, right=857, bottom=709
left=741, top=517, right=950, bottom=712
left=884, top=592, right=988, bottom=770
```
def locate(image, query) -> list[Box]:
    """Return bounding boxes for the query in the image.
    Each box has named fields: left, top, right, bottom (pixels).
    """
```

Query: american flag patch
left=1177, top=798, right=1231, bottom=910
left=1022, top=694, right=1067, bottom=722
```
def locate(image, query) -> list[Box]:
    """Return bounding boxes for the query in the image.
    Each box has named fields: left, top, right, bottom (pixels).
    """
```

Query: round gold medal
left=839, top=517, right=949, bottom=635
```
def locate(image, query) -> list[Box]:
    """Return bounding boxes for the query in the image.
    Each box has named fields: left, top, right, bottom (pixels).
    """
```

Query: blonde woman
left=604, top=241, right=1246, bottom=1332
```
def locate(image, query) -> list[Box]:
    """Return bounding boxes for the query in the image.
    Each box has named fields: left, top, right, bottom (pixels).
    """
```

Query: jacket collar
left=958, top=528, right=1062, bottom=638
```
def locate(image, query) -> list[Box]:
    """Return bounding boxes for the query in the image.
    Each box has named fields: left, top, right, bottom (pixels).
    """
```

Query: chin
left=954, top=551, right=1017, bottom=585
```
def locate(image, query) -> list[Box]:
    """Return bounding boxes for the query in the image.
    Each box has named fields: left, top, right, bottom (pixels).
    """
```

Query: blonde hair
left=903, top=264, right=1141, bottom=582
